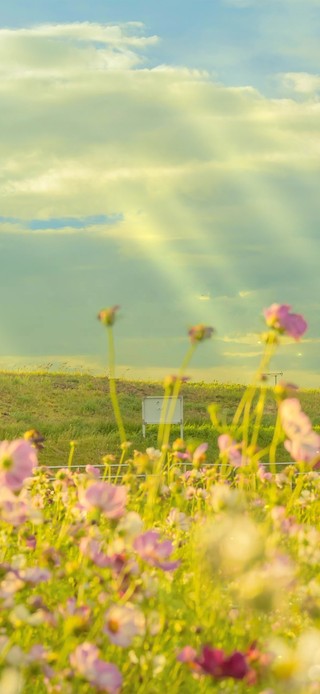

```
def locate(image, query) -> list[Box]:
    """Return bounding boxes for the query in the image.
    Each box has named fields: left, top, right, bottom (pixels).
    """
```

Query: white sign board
left=142, top=396, right=183, bottom=438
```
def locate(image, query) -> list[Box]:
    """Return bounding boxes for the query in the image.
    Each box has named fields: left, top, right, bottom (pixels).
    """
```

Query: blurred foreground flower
left=134, top=530, right=180, bottom=571
left=0, top=487, right=30, bottom=526
left=98, top=306, right=120, bottom=327
left=174, top=442, right=208, bottom=466
left=263, top=304, right=307, bottom=340
left=218, top=434, right=244, bottom=467
left=198, top=646, right=248, bottom=680
left=197, top=514, right=263, bottom=576
left=279, top=399, right=311, bottom=439
left=163, top=374, right=190, bottom=390
left=0, top=439, right=38, bottom=491
left=188, top=324, right=214, bottom=343
left=0, top=668, right=23, bottom=694
left=104, top=604, right=145, bottom=647
left=279, top=399, right=320, bottom=464
left=23, top=429, right=45, bottom=451
left=70, top=642, right=122, bottom=693
left=286, top=431, right=320, bottom=465
left=274, top=381, right=299, bottom=398
left=117, top=511, right=143, bottom=538
left=178, top=644, right=249, bottom=681
left=80, top=482, right=127, bottom=519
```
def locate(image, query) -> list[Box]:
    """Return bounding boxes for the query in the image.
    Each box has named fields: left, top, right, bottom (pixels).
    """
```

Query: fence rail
left=42, top=461, right=311, bottom=480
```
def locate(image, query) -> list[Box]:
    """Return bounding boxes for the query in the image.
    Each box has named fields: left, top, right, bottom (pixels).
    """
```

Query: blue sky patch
left=0, top=214, right=123, bottom=230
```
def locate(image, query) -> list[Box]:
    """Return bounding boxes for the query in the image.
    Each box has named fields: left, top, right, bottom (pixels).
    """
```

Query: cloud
left=221, top=0, right=258, bottom=6
left=0, top=22, right=157, bottom=46
left=0, top=22, right=159, bottom=76
left=220, top=333, right=262, bottom=345
left=223, top=0, right=320, bottom=5
left=223, top=350, right=263, bottom=358
left=277, top=72, right=320, bottom=96
left=197, top=293, right=211, bottom=301
left=0, top=22, right=319, bottom=384
left=238, top=290, right=256, bottom=298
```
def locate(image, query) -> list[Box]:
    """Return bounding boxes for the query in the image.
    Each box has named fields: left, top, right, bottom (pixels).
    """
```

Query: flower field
left=0, top=304, right=320, bottom=693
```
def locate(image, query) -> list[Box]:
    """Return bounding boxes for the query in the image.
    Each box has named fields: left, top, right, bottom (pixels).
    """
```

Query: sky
left=1, top=0, right=320, bottom=386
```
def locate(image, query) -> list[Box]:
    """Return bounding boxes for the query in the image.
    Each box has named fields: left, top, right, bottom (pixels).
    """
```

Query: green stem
left=242, top=393, right=256, bottom=451
left=144, top=344, right=196, bottom=523
left=232, top=338, right=276, bottom=430
left=287, top=463, right=305, bottom=513
left=249, top=386, right=267, bottom=451
left=113, top=445, right=127, bottom=485
left=107, top=326, right=126, bottom=444
left=157, top=385, right=171, bottom=448
left=160, top=343, right=196, bottom=452
left=67, top=440, right=76, bottom=468
left=269, top=410, right=283, bottom=475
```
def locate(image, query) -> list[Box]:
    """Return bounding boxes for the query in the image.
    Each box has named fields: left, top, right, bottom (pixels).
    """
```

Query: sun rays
left=0, top=20, right=318, bottom=384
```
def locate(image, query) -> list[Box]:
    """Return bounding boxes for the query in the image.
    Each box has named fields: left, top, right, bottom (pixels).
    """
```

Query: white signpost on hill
left=142, top=396, right=184, bottom=438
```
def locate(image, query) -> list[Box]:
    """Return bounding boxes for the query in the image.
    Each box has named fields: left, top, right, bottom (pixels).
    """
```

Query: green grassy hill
left=0, top=371, right=319, bottom=469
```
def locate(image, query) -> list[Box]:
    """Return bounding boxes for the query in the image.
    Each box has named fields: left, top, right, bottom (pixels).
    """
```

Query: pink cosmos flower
left=178, top=646, right=249, bottom=680
left=104, top=604, right=145, bottom=647
left=275, top=381, right=299, bottom=397
left=25, top=535, right=37, bottom=549
left=284, top=430, right=320, bottom=464
left=188, top=324, right=214, bottom=343
left=0, top=439, right=38, bottom=491
left=178, top=645, right=249, bottom=681
left=80, top=482, right=127, bottom=519
left=279, top=398, right=311, bottom=439
left=279, top=398, right=320, bottom=464
left=0, top=571, right=24, bottom=604
left=59, top=599, right=91, bottom=632
left=257, top=465, right=273, bottom=482
left=24, top=644, right=55, bottom=680
left=70, top=643, right=122, bottom=693
left=26, top=644, right=49, bottom=663
left=133, top=530, right=180, bottom=571
left=218, top=434, right=243, bottom=467
left=177, top=646, right=198, bottom=663
left=85, top=465, right=101, bottom=478
left=55, top=467, right=76, bottom=484
left=173, top=451, right=191, bottom=462
left=167, top=508, right=191, bottom=531
left=79, top=537, right=138, bottom=582
left=79, top=537, right=125, bottom=571
left=71, top=642, right=95, bottom=671
left=198, top=646, right=248, bottom=680
left=64, top=598, right=91, bottom=620
left=90, top=659, right=122, bottom=693
left=174, top=442, right=208, bottom=465
left=0, top=487, right=30, bottom=526
left=263, top=304, right=307, bottom=340
left=117, top=511, right=144, bottom=538
left=79, top=537, right=111, bottom=568
left=193, top=443, right=208, bottom=464
left=19, top=568, right=51, bottom=585
left=270, top=506, right=299, bottom=534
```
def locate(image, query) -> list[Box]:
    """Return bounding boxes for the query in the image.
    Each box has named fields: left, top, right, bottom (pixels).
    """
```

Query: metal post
left=265, top=371, right=283, bottom=386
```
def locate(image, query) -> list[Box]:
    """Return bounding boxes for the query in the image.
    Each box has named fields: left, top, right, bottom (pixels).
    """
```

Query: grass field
left=1, top=370, right=320, bottom=468
left=1, top=362, right=320, bottom=691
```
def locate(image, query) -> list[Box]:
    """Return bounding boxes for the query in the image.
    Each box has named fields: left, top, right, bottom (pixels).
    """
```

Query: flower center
left=1, top=456, right=13, bottom=471
left=107, top=618, right=119, bottom=634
